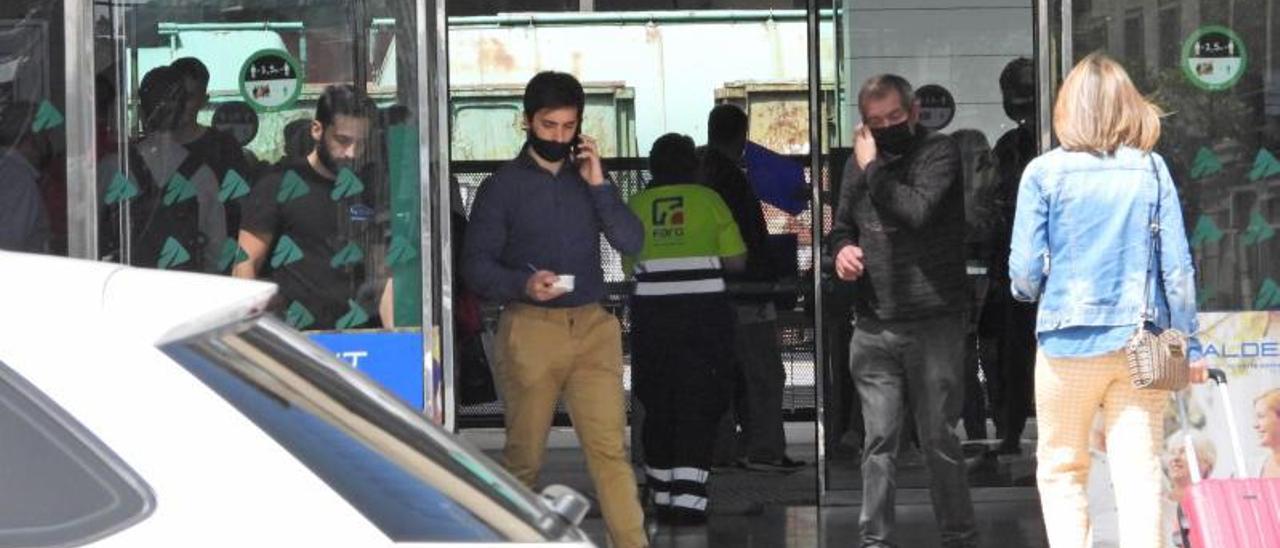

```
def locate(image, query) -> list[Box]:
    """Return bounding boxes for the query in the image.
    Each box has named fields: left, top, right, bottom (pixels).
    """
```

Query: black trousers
left=979, top=296, right=1037, bottom=443
left=630, top=293, right=735, bottom=519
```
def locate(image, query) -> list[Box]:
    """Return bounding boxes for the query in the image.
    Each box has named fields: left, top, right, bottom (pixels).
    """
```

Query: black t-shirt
left=184, top=127, right=252, bottom=235
left=241, top=158, right=377, bottom=330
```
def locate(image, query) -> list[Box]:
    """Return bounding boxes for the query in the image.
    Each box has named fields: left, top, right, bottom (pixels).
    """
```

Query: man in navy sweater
left=463, top=71, right=648, bottom=548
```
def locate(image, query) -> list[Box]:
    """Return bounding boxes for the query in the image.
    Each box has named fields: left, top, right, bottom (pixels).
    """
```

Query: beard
left=317, top=142, right=354, bottom=175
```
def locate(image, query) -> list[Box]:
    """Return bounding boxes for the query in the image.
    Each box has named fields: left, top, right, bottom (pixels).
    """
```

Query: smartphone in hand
left=568, top=135, right=583, bottom=164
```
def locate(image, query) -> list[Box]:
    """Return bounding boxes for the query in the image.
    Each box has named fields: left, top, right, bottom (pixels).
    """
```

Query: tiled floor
left=521, top=443, right=1049, bottom=547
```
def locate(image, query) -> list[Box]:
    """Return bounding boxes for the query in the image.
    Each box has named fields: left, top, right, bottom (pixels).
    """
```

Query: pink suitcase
left=1179, top=369, right=1280, bottom=548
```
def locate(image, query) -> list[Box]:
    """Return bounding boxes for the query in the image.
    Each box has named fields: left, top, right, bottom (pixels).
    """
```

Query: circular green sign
left=238, top=49, right=303, bottom=112
left=1181, top=25, right=1247, bottom=91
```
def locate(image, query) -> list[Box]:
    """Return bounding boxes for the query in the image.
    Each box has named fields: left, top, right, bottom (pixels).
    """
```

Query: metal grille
left=452, top=156, right=829, bottom=425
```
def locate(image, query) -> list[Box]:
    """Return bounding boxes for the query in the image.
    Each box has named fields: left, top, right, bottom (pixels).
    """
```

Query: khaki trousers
left=1035, top=349, right=1170, bottom=548
left=496, top=302, right=646, bottom=548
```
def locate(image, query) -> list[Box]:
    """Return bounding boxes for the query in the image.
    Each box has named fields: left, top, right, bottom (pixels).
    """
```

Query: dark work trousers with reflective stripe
left=630, top=293, right=735, bottom=522
left=850, top=312, right=978, bottom=548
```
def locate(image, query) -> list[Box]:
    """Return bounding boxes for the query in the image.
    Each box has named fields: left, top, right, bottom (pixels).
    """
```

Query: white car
left=0, top=252, right=593, bottom=547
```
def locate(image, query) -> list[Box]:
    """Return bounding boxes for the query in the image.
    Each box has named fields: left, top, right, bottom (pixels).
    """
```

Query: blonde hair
left=1256, top=389, right=1280, bottom=414
left=1053, top=52, right=1162, bottom=154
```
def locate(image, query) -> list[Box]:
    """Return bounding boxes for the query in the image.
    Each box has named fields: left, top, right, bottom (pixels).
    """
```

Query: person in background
left=233, top=84, right=379, bottom=330
left=462, top=71, right=648, bottom=548
left=0, top=102, right=52, bottom=253
left=1254, top=388, right=1280, bottom=478
left=701, top=103, right=803, bottom=471
left=627, top=133, right=746, bottom=525
left=1009, top=53, right=1208, bottom=548
left=170, top=57, right=253, bottom=242
left=951, top=127, right=998, bottom=443
left=983, top=57, right=1040, bottom=455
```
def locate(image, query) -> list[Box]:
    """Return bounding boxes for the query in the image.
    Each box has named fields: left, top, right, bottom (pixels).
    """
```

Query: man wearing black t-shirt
left=233, top=85, right=377, bottom=330
left=170, top=57, right=253, bottom=241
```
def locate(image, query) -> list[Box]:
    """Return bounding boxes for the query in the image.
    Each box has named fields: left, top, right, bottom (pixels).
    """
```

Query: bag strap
left=1139, top=154, right=1162, bottom=324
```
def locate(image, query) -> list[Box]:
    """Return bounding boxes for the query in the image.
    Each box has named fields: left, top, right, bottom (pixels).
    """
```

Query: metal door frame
left=814, top=0, right=1062, bottom=497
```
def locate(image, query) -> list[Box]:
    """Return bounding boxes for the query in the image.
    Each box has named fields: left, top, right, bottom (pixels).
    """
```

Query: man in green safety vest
left=625, top=133, right=746, bottom=525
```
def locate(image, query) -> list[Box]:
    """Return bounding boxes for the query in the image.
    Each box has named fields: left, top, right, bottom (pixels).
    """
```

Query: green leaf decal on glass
left=216, top=239, right=250, bottom=272
left=270, top=235, right=304, bottom=268
left=335, top=299, right=370, bottom=329
left=1248, top=149, right=1280, bottom=182
left=158, top=237, right=191, bottom=269
left=1242, top=209, right=1276, bottom=246
left=218, top=169, right=251, bottom=202
left=276, top=170, right=310, bottom=203
left=163, top=174, right=197, bottom=206
left=104, top=172, right=140, bottom=205
left=32, top=100, right=64, bottom=132
left=331, top=168, right=365, bottom=201
left=285, top=301, right=316, bottom=330
left=1190, top=147, right=1223, bottom=179
left=330, top=242, right=364, bottom=268
left=387, top=235, right=418, bottom=266
left=1190, top=215, right=1224, bottom=248
left=1256, top=278, right=1280, bottom=310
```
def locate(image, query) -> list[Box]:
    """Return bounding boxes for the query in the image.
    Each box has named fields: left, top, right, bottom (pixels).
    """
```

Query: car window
left=0, top=361, right=155, bottom=548
left=159, top=314, right=571, bottom=543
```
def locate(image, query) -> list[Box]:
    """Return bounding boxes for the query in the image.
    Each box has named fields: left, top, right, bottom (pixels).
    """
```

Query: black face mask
left=871, top=121, right=916, bottom=156
left=1003, top=95, right=1035, bottom=124
left=527, top=130, right=574, bottom=162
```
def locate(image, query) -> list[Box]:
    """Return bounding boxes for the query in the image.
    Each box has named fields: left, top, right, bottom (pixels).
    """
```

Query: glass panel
left=91, top=0, right=426, bottom=332
left=447, top=1, right=825, bottom=540
left=828, top=0, right=1038, bottom=491
left=0, top=1, right=68, bottom=255
left=0, top=361, right=153, bottom=547
left=159, top=314, right=581, bottom=543
left=1068, top=0, right=1279, bottom=312
left=85, top=0, right=440, bottom=417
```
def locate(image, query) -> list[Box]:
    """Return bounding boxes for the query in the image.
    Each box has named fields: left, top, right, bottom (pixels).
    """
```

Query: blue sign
left=308, top=331, right=425, bottom=410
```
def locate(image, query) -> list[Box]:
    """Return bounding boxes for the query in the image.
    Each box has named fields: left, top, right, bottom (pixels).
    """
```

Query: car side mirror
left=540, top=484, right=590, bottom=526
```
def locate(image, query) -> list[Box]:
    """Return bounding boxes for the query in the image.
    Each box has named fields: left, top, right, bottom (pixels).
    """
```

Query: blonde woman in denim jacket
left=1008, top=53, right=1208, bottom=548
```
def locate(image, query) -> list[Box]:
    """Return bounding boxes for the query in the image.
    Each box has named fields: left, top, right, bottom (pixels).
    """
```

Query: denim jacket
left=1009, top=146, right=1202, bottom=361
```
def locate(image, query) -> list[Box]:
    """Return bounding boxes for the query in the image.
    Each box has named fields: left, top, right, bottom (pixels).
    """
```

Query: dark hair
left=522, top=71, right=585, bottom=120
left=858, top=74, right=914, bottom=116
left=648, top=133, right=698, bottom=186
left=1000, top=57, right=1036, bottom=97
left=707, top=104, right=748, bottom=147
left=138, top=66, right=187, bottom=132
left=283, top=118, right=316, bottom=159
left=170, top=57, right=210, bottom=90
left=314, top=84, right=375, bottom=127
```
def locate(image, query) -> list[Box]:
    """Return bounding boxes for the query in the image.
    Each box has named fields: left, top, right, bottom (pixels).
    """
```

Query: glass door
left=83, top=0, right=449, bottom=422
left=820, top=0, right=1046, bottom=500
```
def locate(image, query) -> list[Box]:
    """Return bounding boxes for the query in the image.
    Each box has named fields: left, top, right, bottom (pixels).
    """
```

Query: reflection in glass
left=1071, top=0, right=1279, bottom=312
left=91, top=0, right=427, bottom=330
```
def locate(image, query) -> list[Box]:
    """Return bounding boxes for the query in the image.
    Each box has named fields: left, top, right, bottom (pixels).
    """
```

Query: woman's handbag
left=1124, top=156, right=1190, bottom=391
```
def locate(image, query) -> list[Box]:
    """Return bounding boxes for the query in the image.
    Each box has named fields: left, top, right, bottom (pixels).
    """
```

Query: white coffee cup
left=553, top=274, right=575, bottom=292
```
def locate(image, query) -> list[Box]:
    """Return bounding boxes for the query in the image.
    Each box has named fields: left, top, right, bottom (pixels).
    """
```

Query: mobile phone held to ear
left=569, top=135, right=583, bottom=164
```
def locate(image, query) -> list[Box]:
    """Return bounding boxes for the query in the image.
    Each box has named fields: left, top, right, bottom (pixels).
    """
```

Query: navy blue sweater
left=462, top=149, right=644, bottom=307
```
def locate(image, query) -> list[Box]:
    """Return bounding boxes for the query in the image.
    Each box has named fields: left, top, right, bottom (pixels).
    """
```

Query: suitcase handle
left=1184, top=368, right=1249, bottom=483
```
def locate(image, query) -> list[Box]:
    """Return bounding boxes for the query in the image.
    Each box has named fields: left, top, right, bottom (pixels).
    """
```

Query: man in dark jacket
left=829, top=74, right=977, bottom=548
left=700, top=104, right=803, bottom=470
